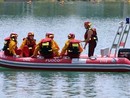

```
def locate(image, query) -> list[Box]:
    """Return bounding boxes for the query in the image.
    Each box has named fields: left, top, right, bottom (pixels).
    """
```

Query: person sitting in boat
left=60, top=33, right=83, bottom=58
left=20, top=32, right=36, bottom=57
left=45, top=32, right=60, bottom=57
left=4, top=33, right=22, bottom=57
left=31, top=33, right=60, bottom=58
left=2, top=37, right=11, bottom=56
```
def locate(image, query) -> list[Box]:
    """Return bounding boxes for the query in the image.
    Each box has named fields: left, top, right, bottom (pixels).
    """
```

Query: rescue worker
left=8, top=33, right=21, bottom=57
left=60, top=33, right=83, bottom=58
left=31, top=33, right=60, bottom=58
left=83, top=21, right=98, bottom=57
left=46, top=33, right=60, bottom=57
left=2, top=37, right=10, bottom=56
left=20, top=32, right=36, bottom=57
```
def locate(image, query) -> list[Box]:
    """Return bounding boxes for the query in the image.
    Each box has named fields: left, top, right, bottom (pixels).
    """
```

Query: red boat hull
left=0, top=52, right=130, bottom=72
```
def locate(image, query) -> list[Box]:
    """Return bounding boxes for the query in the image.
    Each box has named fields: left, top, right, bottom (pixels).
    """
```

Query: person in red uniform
left=83, top=21, right=98, bottom=57
left=45, top=33, right=60, bottom=57
left=3, top=33, right=22, bottom=57
left=31, top=33, right=60, bottom=58
left=20, top=32, right=36, bottom=57
left=60, top=33, right=83, bottom=58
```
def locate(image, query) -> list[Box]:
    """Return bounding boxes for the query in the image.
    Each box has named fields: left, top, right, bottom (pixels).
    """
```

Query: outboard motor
left=118, top=48, right=130, bottom=60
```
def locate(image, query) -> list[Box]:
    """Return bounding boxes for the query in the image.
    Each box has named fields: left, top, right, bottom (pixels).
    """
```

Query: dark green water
left=0, top=1, right=130, bottom=98
left=0, top=71, right=130, bottom=98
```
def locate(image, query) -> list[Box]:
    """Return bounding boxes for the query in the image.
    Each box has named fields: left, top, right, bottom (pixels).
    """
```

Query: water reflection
left=2, top=72, right=17, bottom=98
left=0, top=72, right=130, bottom=97
left=1, top=72, right=97, bottom=97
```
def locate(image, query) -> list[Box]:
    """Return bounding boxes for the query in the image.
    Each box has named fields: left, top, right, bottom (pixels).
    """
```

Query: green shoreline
left=0, top=0, right=130, bottom=2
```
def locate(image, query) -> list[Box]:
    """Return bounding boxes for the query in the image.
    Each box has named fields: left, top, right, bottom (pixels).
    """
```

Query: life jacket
left=2, top=37, right=10, bottom=51
left=67, top=39, right=80, bottom=57
left=84, top=28, right=98, bottom=42
left=24, top=38, right=36, bottom=49
left=10, top=37, right=18, bottom=49
left=39, top=38, right=53, bottom=57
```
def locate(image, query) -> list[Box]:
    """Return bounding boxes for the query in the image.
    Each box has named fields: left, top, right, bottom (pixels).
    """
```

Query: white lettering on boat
left=72, top=59, right=86, bottom=64
left=45, top=59, right=61, bottom=63
left=100, top=59, right=108, bottom=63
left=22, top=58, right=31, bottom=62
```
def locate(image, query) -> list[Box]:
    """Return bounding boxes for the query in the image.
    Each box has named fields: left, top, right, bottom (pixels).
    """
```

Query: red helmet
left=28, top=32, right=34, bottom=37
left=84, top=21, right=92, bottom=28
left=68, top=33, right=75, bottom=39
left=10, top=33, right=18, bottom=38
left=92, top=28, right=96, bottom=31
left=46, top=32, right=54, bottom=38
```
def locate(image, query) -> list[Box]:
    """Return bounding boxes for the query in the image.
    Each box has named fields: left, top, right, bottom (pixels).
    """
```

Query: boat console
left=118, top=48, right=130, bottom=60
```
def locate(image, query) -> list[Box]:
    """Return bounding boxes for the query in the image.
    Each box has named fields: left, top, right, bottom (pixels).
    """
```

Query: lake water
left=0, top=1, right=130, bottom=98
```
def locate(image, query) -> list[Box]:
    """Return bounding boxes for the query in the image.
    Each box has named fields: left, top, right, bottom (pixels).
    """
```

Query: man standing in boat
left=83, top=21, right=98, bottom=57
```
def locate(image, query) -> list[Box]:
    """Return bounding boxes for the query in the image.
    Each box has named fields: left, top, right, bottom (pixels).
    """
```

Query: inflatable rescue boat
left=0, top=48, right=130, bottom=72
left=0, top=18, right=130, bottom=72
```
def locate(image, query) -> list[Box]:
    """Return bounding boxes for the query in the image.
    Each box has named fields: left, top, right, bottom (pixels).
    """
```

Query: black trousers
left=88, top=41, right=97, bottom=57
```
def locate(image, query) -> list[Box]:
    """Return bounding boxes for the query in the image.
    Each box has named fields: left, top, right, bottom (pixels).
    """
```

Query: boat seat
left=100, top=48, right=109, bottom=57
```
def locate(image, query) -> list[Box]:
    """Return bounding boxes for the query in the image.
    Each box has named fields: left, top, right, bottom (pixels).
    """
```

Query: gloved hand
left=31, top=55, right=37, bottom=58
